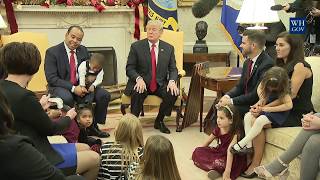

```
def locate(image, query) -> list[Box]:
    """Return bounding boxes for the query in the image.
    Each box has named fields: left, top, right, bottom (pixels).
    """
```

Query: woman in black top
left=0, top=88, right=84, bottom=180
left=275, top=32, right=314, bottom=126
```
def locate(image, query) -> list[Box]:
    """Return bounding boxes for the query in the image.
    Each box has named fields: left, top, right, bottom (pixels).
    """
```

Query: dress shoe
left=207, top=170, right=220, bottom=179
left=154, top=121, right=160, bottom=129
left=159, top=122, right=170, bottom=134
left=230, top=143, right=254, bottom=155
left=240, top=171, right=257, bottom=178
left=88, top=127, right=110, bottom=138
left=254, top=158, right=290, bottom=180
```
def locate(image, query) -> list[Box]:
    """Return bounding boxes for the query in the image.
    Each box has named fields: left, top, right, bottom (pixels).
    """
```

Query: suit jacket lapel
left=60, top=43, right=70, bottom=75
left=142, top=39, right=152, bottom=71
left=76, top=50, right=81, bottom=65
left=157, top=40, right=164, bottom=72
left=248, top=51, right=264, bottom=81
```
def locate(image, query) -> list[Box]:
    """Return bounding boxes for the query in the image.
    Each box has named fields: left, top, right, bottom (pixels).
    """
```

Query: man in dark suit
left=45, top=26, right=111, bottom=138
left=217, top=30, right=274, bottom=178
left=125, top=20, right=179, bottom=134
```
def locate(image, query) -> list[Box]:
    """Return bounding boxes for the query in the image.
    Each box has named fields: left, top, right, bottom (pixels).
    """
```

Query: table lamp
left=236, top=0, right=280, bottom=29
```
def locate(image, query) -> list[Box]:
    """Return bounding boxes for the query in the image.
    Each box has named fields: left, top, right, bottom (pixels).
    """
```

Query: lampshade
left=0, top=15, right=7, bottom=29
left=236, top=0, right=279, bottom=29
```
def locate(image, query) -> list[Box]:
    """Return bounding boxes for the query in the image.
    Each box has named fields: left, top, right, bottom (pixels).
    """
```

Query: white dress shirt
left=78, top=61, right=104, bottom=88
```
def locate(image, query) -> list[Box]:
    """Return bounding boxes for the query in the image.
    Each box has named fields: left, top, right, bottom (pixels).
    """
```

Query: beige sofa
left=261, top=56, right=320, bottom=180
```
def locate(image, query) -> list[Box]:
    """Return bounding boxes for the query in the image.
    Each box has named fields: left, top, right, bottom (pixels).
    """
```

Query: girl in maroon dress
left=192, top=105, right=247, bottom=180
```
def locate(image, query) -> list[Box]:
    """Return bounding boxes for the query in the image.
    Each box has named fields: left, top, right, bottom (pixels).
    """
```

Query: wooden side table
left=183, top=52, right=231, bottom=67
left=198, top=67, right=242, bottom=132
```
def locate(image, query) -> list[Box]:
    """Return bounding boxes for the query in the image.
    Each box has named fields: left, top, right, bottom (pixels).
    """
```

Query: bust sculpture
left=193, top=21, right=208, bottom=53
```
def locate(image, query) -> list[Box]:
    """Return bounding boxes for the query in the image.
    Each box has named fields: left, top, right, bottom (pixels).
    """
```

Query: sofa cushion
left=265, top=127, right=302, bottom=150
left=306, top=56, right=320, bottom=112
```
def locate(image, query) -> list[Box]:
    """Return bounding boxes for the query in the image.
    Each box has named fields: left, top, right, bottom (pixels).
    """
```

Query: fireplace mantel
left=14, top=5, right=134, bottom=13
left=13, top=5, right=135, bottom=83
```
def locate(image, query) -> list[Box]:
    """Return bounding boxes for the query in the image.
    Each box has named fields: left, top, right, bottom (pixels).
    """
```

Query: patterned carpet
left=101, top=110, right=203, bottom=132
left=99, top=96, right=214, bottom=132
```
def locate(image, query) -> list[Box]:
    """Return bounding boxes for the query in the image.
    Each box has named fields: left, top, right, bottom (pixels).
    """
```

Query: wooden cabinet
left=183, top=52, right=231, bottom=67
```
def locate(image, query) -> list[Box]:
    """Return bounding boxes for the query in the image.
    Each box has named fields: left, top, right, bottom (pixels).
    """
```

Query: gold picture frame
left=178, top=0, right=223, bottom=7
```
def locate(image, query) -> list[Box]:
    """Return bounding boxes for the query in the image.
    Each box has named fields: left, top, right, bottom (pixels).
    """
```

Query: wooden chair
left=120, top=29, right=186, bottom=132
left=2, top=32, right=49, bottom=92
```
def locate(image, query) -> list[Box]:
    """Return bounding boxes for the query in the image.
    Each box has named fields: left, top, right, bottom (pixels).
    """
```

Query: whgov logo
left=289, top=18, right=306, bottom=34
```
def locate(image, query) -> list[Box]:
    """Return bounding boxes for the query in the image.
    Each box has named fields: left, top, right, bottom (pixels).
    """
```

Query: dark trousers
left=130, top=86, right=178, bottom=122
left=75, top=91, right=95, bottom=105
left=234, top=104, right=250, bottom=120
left=49, top=86, right=111, bottom=125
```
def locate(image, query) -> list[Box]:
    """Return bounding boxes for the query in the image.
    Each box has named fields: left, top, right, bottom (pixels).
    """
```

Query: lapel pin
left=161, top=49, right=164, bottom=52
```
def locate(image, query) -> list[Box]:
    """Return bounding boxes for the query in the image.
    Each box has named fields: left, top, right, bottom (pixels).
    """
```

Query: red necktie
left=69, top=50, right=77, bottom=85
left=245, top=59, right=253, bottom=94
left=149, top=43, right=157, bottom=92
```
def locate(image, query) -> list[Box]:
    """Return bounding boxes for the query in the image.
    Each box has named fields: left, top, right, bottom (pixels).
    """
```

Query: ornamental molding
left=13, top=5, right=135, bottom=29
left=13, top=5, right=134, bottom=13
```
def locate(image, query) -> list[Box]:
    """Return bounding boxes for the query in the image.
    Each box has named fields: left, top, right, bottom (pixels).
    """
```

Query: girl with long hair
left=98, top=113, right=144, bottom=180
left=128, top=135, right=181, bottom=180
left=192, top=105, right=247, bottom=180
left=231, top=67, right=292, bottom=154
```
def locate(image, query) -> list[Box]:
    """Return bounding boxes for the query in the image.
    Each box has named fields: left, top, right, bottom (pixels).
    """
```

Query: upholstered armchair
left=2, top=32, right=49, bottom=92
left=121, top=29, right=186, bottom=132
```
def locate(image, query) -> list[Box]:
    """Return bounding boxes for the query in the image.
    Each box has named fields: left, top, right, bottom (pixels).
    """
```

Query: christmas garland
left=4, top=0, right=147, bottom=39
left=13, top=0, right=143, bottom=12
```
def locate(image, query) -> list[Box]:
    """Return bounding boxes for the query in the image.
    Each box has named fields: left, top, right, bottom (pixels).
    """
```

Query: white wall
left=177, top=0, right=295, bottom=66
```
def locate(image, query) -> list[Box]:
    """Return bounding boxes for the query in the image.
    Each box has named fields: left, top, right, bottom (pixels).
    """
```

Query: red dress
left=192, top=128, right=247, bottom=180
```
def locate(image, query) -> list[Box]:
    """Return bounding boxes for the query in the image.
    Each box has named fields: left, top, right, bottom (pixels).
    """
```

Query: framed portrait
left=178, top=0, right=223, bottom=7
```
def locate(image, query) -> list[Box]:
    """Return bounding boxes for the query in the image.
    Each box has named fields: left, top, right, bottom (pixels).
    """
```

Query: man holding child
left=44, top=25, right=110, bottom=138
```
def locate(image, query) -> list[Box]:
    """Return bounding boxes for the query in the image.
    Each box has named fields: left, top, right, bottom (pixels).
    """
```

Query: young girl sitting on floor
left=127, top=135, right=181, bottom=180
left=62, top=104, right=102, bottom=153
left=97, top=113, right=144, bottom=180
left=192, top=105, right=247, bottom=180
left=231, top=67, right=292, bottom=154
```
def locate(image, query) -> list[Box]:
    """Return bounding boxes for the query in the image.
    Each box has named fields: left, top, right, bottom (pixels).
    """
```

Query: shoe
left=240, top=171, right=257, bottom=178
left=154, top=121, right=160, bottom=129
left=159, top=122, right=170, bottom=134
left=88, top=127, right=110, bottom=138
left=207, top=170, right=220, bottom=179
left=254, top=159, right=289, bottom=180
left=230, top=143, right=254, bottom=155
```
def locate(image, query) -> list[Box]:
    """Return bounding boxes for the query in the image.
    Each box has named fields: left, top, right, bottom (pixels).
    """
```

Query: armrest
left=176, top=69, right=185, bottom=89
left=178, top=69, right=186, bottom=77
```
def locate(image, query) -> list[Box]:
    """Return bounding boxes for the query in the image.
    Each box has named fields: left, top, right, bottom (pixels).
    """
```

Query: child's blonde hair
left=136, top=135, right=181, bottom=180
left=109, top=114, right=144, bottom=167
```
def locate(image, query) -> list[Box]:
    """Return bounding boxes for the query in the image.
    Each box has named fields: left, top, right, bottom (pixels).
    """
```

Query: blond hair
left=136, top=135, right=181, bottom=180
left=146, top=20, right=163, bottom=32
left=108, top=113, right=144, bottom=168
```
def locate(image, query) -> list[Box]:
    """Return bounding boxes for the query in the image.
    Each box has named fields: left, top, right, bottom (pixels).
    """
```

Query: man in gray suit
left=124, top=20, right=179, bottom=134
left=45, top=26, right=110, bottom=138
